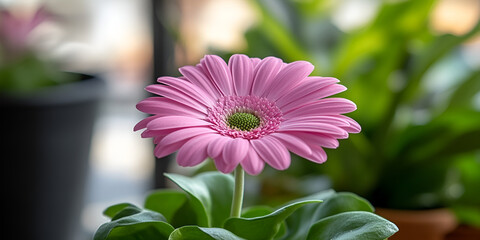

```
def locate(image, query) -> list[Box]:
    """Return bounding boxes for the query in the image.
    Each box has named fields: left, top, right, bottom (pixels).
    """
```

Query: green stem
left=230, top=165, right=245, bottom=218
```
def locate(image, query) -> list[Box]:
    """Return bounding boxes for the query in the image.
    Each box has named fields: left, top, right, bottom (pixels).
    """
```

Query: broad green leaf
left=306, top=211, right=398, bottom=240
left=94, top=204, right=174, bottom=240
left=169, top=226, right=245, bottom=240
left=165, top=172, right=234, bottom=227
left=241, top=206, right=275, bottom=218
left=314, top=192, right=374, bottom=218
left=144, top=190, right=198, bottom=227
left=110, top=206, right=143, bottom=221
left=280, top=191, right=373, bottom=240
left=224, top=200, right=321, bottom=240
left=240, top=205, right=286, bottom=240
left=103, top=203, right=138, bottom=219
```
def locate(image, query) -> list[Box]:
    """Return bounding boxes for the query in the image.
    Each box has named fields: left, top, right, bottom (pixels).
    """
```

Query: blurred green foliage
left=215, top=0, right=479, bottom=225
left=0, top=7, right=77, bottom=92
left=0, top=52, right=76, bottom=92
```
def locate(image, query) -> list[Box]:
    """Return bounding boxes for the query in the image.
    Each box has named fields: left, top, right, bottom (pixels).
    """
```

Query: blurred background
left=1, top=0, right=479, bottom=239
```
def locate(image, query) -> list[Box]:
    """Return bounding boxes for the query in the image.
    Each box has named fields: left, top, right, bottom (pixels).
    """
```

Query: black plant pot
left=1, top=73, right=105, bottom=240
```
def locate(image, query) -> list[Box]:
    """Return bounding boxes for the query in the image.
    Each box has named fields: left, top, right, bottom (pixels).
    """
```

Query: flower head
left=135, top=55, right=360, bottom=175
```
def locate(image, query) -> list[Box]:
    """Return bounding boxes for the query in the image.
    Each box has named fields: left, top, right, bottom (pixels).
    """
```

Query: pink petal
left=251, top=136, right=290, bottom=170
left=145, top=85, right=208, bottom=113
left=146, top=116, right=211, bottom=131
left=251, top=57, right=284, bottom=96
left=280, top=84, right=347, bottom=113
left=201, top=55, right=233, bottom=96
left=311, top=84, right=348, bottom=100
left=136, top=97, right=205, bottom=118
left=154, top=137, right=187, bottom=158
left=179, top=65, right=222, bottom=99
left=134, top=115, right=159, bottom=131
left=213, top=155, right=230, bottom=174
left=157, top=76, right=215, bottom=106
left=176, top=134, right=218, bottom=167
left=222, top=138, right=250, bottom=173
left=270, top=132, right=312, bottom=156
left=286, top=131, right=339, bottom=149
left=284, top=98, right=357, bottom=118
left=241, top=146, right=265, bottom=175
left=154, top=128, right=217, bottom=158
left=279, top=121, right=348, bottom=138
left=229, top=54, right=254, bottom=96
left=298, top=144, right=328, bottom=164
left=141, top=129, right=174, bottom=138
left=251, top=57, right=261, bottom=67
left=283, top=115, right=351, bottom=127
left=266, top=61, right=314, bottom=100
left=159, top=127, right=217, bottom=147
left=337, top=115, right=362, bottom=133
left=276, top=76, right=341, bottom=108
left=207, top=136, right=231, bottom=159
left=276, top=77, right=339, bottom=108
left=153, top=136, right=164, bottom=144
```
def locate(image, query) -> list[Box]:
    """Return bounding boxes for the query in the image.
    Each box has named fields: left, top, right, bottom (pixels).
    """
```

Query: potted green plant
left=93, top=54, right=398, bottom=240
left=1, top=6, right=105, bottom=240
left=208, top=0, right=480, bottom=239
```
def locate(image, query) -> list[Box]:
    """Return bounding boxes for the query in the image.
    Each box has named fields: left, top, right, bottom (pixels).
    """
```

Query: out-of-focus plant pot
left=376, top=208, right=458, bottom=240
left=1, top=73, right=105, bottom=240
left=446, top=225, right=480, bottom=240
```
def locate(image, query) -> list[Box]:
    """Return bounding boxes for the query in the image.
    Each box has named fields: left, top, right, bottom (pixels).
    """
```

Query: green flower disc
left=227, top=112, right=260, bottom=131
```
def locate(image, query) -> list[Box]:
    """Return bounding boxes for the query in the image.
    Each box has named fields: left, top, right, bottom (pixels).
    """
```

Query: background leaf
left=306, top=211, right=399, bottom=240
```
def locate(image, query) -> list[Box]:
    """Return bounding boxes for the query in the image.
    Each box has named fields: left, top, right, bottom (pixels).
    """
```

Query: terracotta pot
left=376, top=208, right=458, bottom=240
left=445, top=225, right=480, bottom=240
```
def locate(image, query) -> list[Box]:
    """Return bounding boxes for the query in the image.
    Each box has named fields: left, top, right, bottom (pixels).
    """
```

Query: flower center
left=207, top=95, right=283, bottom=140
left=227, top=112, right=260, bottom=131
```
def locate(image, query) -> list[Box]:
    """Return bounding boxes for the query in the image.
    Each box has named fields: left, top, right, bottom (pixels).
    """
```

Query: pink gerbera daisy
left=135, top=55, right=360, bottom=175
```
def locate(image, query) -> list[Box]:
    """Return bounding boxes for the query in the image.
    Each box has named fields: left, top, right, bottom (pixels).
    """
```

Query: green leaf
left=94, top=204, right=174, bottom=240
left=224, top=200, right=321, bottom=240
left=280, top=191, right=374, bottom=240
left=169, top=226, right=245, bottom=240
left=241, top=206, right=275, bottom=218
left=103, top=203, right=138, bottom=219
left=306, top=211, right=399, bottom=240
left=404, top=20, right=480, bottom=102
left=165, top=172, right=234, bottom=227
left=390, top=110, right=480, bottom=166
left=144, top=190, right=199, bottom=227
left=447, top=70, right=480, bottom=110
left=314, top=192, right=374, bottom=218
left=248, top=0, right=316, bottom=65
left=452, top=205, right=480, bottom=228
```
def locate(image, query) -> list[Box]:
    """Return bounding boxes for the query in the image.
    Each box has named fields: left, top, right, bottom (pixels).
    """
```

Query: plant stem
left=230, top=165, right=245, bottom=218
